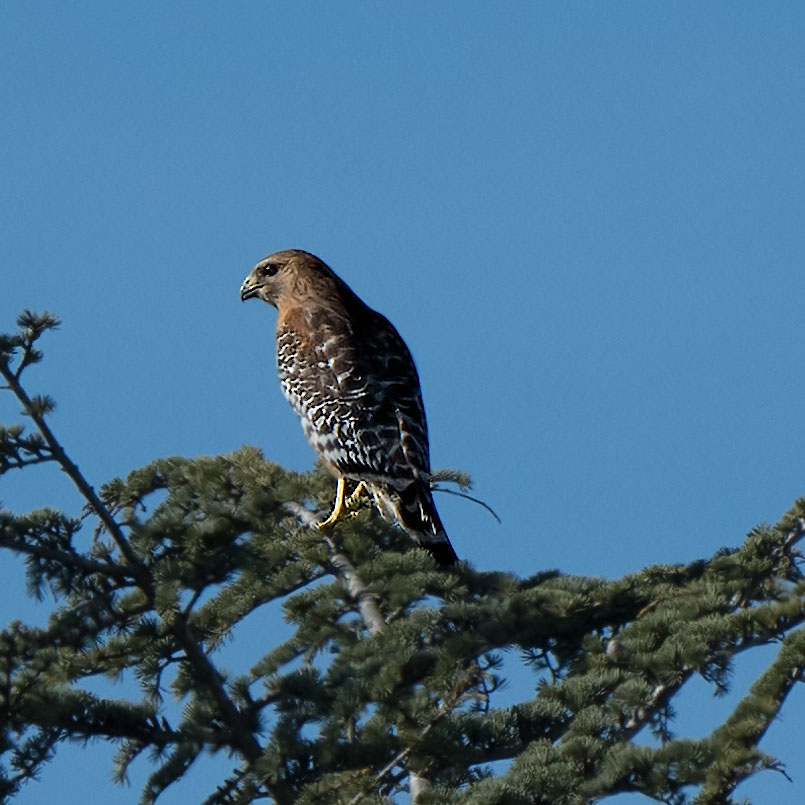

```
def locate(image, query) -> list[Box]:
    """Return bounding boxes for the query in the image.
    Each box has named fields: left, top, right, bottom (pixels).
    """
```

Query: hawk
left=240, top=249, right=458, bottom=566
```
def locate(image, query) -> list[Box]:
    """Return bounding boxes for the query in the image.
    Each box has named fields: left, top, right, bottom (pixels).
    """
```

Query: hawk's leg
left=317, top=476, right=346, bottom=529
left=346, top=481, right=368, bottom=510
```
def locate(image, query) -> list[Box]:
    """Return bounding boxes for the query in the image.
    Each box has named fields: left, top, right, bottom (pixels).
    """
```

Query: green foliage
left=1, top=312, right=804, bottom=804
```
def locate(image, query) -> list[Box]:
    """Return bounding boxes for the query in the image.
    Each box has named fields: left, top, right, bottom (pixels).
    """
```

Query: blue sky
left=1, top=3, right=803, bottom=803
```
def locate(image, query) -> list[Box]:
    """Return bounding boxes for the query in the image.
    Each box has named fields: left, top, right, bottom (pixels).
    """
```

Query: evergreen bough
left=1, top=311, right=803, bottom=804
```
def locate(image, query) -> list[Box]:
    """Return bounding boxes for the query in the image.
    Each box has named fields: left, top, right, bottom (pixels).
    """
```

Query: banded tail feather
left=378, top=479, right=458, bottom=566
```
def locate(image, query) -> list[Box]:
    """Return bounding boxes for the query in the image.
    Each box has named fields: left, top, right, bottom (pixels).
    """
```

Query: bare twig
left=431, top=485, right=502, bottom=523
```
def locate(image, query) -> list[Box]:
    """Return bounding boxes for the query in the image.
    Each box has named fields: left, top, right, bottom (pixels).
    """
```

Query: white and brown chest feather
left=275, top=309, right=431, bottom=486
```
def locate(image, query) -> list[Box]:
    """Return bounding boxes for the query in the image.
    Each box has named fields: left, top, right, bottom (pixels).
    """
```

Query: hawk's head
left=240, top=250, right=296, bottom=308
left=240, top=249, right=339, bottom=309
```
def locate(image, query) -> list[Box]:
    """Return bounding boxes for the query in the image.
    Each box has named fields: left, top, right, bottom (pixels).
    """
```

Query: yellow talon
left=346, top=481, right=368, bottom=509
left=317, top=477, right=347, bottom=529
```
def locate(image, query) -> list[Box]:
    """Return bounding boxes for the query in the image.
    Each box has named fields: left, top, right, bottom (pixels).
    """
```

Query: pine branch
left=0, top=359, right=145, bottom=576
left=1, top=341, right=286, bottom=805
left=323, top=535, right=385, bottom=637
left=695, top=627, right=805, bottom=803
left=5, top=312, right=805, bottom=804
left=5, top=727, right=61, bottom=796
left=286, top=499, right=443, bottom=802
left=284, top=499, right=386, bottom=635
left=284, top=500, right=387, bottom=636
left=0, top=515, right=133, bottom=582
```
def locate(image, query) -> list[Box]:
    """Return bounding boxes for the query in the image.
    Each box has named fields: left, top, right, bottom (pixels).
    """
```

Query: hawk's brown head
left=240, top=250, right=299, bottom=308
left=240, top=249, right=349, bottom=311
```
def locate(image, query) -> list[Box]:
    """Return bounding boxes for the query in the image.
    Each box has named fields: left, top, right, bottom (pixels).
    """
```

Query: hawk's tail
left=391, top=480, right=458, bottom=566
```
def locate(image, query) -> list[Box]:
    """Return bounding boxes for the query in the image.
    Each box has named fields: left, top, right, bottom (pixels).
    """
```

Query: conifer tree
left=1, top=310, right=804, bottom=804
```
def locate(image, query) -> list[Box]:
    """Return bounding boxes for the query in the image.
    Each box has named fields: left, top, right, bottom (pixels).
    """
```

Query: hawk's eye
left=261, top=264, right=279, bottom=278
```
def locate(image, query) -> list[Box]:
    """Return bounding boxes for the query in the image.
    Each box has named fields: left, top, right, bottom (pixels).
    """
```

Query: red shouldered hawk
left=240, top=249, right=458, bottom=566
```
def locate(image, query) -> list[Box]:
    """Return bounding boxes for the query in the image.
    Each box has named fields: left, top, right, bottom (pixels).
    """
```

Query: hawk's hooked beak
left=240, top=278, right=259, bottom=301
